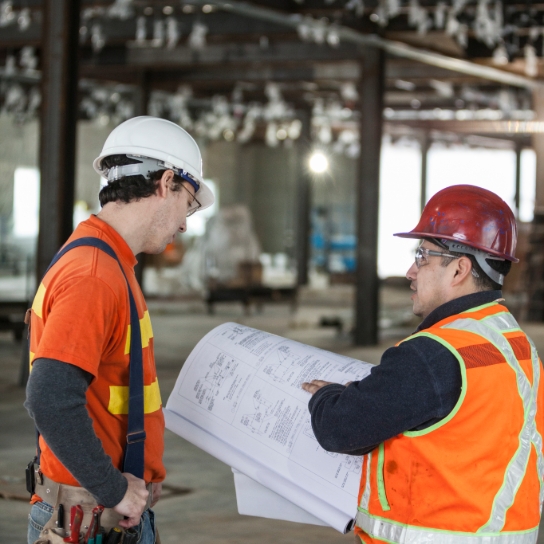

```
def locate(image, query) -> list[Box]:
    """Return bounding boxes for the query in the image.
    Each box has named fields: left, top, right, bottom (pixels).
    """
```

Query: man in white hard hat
left=25, top=116, right=214, bottom=544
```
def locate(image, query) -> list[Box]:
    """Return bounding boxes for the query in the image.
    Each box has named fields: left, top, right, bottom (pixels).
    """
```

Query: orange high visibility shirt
left=356, top=302, right=544, bottom=544
left=30, top=215, right=165, bottom=487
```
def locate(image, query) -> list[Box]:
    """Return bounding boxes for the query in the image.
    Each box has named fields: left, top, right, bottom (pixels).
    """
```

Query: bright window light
left=13, top=167, right=40, bottom=238
left=309, top=151, right=329, bottom=174
left=520, top=149, right=536, bottom=223
left=427, top=147, right=517, bottom=210
left=378, top=145, right=537, bottom=278
left=379, top=143, right=421, bottom=278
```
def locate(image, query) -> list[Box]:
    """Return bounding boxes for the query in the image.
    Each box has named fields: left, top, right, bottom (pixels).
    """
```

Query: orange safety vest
left=355, top=301, right=544, bottom=544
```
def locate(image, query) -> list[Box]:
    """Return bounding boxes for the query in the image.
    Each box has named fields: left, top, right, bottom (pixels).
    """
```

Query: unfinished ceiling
left=0, top=0, right=541, bottom=146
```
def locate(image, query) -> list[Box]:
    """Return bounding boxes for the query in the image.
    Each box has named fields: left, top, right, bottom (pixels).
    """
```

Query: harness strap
left=33, top=237, right=145, bottom=478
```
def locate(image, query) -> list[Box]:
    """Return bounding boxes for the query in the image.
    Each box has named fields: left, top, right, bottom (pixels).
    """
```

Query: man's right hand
left=114, top=473, right=149, bottom=528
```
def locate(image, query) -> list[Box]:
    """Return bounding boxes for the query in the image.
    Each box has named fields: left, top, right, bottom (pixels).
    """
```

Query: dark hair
left=441, top=251, right=511, bottom=291
left=98, top=154, right=186, bottom=207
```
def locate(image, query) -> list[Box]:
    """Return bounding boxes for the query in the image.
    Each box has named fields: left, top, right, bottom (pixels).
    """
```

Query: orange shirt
left=30, top=215, right=165, bottom=486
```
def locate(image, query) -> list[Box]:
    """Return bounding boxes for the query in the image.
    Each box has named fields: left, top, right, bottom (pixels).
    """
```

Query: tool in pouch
left=64, top=505, right=83, bottom=543
left=27, top=238, right=147, bottom=544
left=83, top=505, right=104, bottom=544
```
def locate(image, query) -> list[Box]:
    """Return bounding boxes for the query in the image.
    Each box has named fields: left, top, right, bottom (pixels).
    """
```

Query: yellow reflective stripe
left=124, top=310, right=154, bottom=354
left=140, top=310, right=153, bottom=346
left=462, top=301, right=500, bottom=314
left=108, top=377, right=162, bottom=415
left=32, top=283, right=46, bottom=318
left=377, top=443, right=391, bottom=511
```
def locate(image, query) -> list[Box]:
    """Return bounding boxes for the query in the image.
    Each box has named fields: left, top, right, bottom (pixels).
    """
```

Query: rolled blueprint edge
left=163, top=407, right=355, bottom=533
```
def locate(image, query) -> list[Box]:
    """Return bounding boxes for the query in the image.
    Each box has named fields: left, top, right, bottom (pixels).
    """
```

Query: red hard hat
left=394, top=184, right=518, bottom=263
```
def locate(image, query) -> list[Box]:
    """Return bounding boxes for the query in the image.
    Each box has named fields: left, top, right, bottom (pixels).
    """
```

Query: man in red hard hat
left=303, top=185, right=544, bottom=544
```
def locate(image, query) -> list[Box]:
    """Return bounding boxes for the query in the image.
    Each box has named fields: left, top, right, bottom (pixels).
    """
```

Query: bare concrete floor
left=2, top=289, right=544, bottom=543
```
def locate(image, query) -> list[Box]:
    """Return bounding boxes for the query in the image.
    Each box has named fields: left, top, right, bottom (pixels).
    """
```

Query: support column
left=134, top=70, right=151, bottom=118
left=296, top=109, right=312, bottom=287
left=354, top=46, right=385, bottom=346
left=526, top=91, right=544, bottom=320
left=514, top=140, right=522, bottom=218
left=133, top=71, right=151, bottom=288
left=533, top=88, right=544, bottom=214
left=37, top=0, right=81, bottom=280
left=420, top=131, right=430, bottom=213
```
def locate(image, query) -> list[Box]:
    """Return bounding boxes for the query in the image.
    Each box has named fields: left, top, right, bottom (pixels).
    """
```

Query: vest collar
left=416, top=290, right=503, bottom=333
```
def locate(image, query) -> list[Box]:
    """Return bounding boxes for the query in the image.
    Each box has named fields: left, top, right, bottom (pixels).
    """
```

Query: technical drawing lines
left=240, top=389, right=275, bottom=434
left=262, top=344, right=304, bottom=383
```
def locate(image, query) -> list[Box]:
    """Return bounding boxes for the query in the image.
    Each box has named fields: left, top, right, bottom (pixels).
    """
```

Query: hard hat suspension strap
left=444, top=241, right=505, bottom=286
left=105, top=154, right=200, bottom=193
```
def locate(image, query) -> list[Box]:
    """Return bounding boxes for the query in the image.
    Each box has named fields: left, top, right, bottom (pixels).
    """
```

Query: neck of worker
left=96, top=200, right=153, bottom=256
left=417, top=289, right=503, bottom=333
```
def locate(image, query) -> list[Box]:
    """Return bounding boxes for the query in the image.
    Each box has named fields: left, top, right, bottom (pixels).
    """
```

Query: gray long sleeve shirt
left=25, top=358, right=128, bottom=507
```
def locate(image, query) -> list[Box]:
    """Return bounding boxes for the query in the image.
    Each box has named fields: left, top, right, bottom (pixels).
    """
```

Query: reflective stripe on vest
left=443, top=313, right=544, bottom=532
left=356, top=308, right=544, bottom=543
left=355, top=510, right=539, bottom=544
left=360, top=451, right=372, bottom=511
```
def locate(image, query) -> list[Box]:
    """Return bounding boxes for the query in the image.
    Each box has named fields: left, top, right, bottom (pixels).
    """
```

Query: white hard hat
left=93, top=116, right=214, bottom=212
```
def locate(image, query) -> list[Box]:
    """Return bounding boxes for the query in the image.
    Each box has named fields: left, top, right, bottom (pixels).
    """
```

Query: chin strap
left=442, top=240, right=505, bottom=286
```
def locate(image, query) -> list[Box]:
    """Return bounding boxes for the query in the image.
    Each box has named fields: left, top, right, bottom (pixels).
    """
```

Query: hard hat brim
left=195, top=179, right=215, bottom=211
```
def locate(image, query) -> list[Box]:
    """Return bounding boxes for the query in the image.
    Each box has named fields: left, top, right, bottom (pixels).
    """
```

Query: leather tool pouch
left=33, top=475, right=124, bottom=544
left=33, top=473, right=153, bottom=544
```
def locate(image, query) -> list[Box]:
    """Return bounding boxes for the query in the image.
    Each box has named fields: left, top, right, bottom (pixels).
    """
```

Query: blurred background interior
left=3, top=0, right=544, bottom=542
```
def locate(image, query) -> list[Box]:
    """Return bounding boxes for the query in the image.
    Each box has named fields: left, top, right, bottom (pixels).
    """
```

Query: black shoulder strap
left=35, top=237, right=145, bottom=479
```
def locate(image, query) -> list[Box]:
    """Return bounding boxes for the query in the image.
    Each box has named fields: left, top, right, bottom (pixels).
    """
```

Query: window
left=13, top=167, right=40, bottom=238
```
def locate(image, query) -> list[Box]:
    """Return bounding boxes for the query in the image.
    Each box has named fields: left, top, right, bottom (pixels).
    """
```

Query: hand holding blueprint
left=164, top=322, right=374, bottom=532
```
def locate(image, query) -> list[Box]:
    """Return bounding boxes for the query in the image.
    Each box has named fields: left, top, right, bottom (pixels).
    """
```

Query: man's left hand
left=301, top=380, right=335, bottom=395
left=151, top=482, right=162, bottom=508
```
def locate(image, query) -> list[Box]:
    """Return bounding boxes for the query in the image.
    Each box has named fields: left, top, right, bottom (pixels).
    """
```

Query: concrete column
left=514, top=140, right=522, bottom=218
left=134, top=70, right=151, bottom=118
left=37, top=0, right=81, bottom=280
left=420, top=132, right=430, bottom=213
left=526, top=91, right=544, bottom=321
left=533, top=88, right=544, bottom=214
left=296, top=109, right=312, bottom=287
left=133, top=71, right=151, bottom=288
left=354, top=46, right=385, bottom=346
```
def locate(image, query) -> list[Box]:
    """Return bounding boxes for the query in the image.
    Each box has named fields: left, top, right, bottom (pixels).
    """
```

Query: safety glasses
left=414, top=246, right=460, bottom=268
left=180, top=182, right=202, bottom=217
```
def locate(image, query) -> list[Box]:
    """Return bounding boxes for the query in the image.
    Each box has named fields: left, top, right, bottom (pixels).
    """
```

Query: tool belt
left=33, top=473, right=153, bottom=544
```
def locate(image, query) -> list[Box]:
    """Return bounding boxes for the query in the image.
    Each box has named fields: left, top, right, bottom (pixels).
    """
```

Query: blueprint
left=165, top=322, right=374, bottom=532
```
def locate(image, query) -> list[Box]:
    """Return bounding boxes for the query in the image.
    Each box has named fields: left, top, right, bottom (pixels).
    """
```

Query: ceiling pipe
left=193, top=0, right=544, bottom=90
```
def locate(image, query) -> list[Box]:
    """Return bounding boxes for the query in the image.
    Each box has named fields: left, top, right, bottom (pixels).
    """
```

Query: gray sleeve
left=24, top=358, right=128, bottom=508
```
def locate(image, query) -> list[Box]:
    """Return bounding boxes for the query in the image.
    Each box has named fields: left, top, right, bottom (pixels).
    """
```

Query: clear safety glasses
left=180, top=182, right=202, bottom=217
left=414, top=246, right=460, bottom=268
